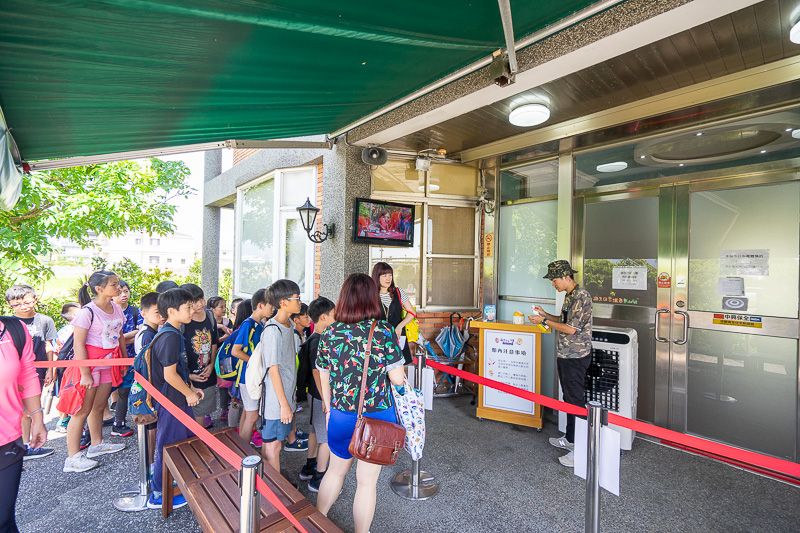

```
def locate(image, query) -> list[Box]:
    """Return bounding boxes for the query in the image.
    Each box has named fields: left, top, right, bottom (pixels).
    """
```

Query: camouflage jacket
left=556, top=285, right=592, bottom=359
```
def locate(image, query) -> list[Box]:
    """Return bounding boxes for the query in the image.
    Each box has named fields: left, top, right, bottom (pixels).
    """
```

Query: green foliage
left=0, top=158, right=195, bottom=285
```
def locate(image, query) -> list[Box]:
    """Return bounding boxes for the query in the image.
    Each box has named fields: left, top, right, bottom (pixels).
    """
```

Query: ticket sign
left=482, top=331, right=536, bottom=414
left=712, top=313, right=762, bottom=328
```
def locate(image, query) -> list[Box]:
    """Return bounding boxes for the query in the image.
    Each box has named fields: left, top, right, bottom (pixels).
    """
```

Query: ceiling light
left=509, top=104, right=551, bottom=127
left=793, top=129, right=800, bottom=139
left=596, top=162, right=628, bottom=173
left=696, top=132, right=703, bottom=136
left=760, top=150, right=767, bottom=154
left=791, top=20, right=800, bottom=44
left=639, top=155, right=646, bottom=159
left=679, top=163, right=684, bottom=167
left=786, top=128, right=793, bottom=132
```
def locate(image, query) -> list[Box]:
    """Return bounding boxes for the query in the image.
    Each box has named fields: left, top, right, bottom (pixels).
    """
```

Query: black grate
left=584, top=348, right=620, bottom=411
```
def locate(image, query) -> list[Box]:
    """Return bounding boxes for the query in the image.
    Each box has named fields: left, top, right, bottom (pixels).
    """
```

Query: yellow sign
left=484, top=233, right=494, bottom=258
left=712, top=313, right=762, bottom=328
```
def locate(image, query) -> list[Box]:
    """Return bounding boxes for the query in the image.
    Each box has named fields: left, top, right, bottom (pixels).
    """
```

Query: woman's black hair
left=79, top=270, right=118, bottom=306
left=233, top=298, right=253, bottom=330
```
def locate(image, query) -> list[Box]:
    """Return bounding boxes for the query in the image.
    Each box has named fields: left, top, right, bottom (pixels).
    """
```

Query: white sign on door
left=720, top=249, right=769, bottom=276
left=612, top=266, right=648, bottom=291
left=482, top=330, right=536, bottom=414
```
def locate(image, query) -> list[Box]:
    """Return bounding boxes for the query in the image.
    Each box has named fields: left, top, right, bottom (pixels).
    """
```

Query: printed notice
left=717, top=276, right=745, bottom=296
left=482, top=331, right=536, bottom=414
left=712, top=313, right=762, bottom=329
left=612, top=267, right=647, bottom=291
left=720, top=249, right=769, bottom=276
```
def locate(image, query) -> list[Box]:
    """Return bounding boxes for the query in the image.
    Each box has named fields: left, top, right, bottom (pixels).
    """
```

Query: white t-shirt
left=71, top=301, right=125, bottom=350
left=379, top=287, right=409, bottom=308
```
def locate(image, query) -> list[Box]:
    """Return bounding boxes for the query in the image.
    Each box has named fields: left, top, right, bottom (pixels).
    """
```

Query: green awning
left=0, top=0, right=603, bottom=161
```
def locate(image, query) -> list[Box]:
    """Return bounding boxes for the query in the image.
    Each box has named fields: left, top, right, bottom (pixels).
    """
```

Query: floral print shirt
left=316, top=319, right=404, bottom=413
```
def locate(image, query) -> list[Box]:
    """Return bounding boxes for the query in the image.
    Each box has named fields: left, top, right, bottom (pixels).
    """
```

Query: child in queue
left=179, top=284, right=219, bottom=428
left=110, top=280, right=141, bottom=438
left=53, top=302, right=80, bottom=434
left=298, top=296, right=335, bottom=492
left=284, top=303, right=310, bottom=452
left=63, top=270, right=127, bottom=473
left=259, top=280, right=302, bottom=473
left=146, top=288, right=202, bottom=510
left=5, top=284, right=57, bottom=460
left=232, top=289, right=272, bottom=446
left=134, top=291, right=164, bottom=472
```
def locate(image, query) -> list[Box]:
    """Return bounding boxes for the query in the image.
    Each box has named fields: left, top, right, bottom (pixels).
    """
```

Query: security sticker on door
left=712, top=313, right=762, bottom=328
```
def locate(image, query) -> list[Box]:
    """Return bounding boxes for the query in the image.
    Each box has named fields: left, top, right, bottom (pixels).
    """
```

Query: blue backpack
left=129, top=326, right=184, bottom=425
left=216, top=318, right=257, bottom=383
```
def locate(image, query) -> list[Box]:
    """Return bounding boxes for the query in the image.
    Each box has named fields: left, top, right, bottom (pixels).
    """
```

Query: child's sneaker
left=111, top=422, right=135, bottom=437
left=299, top=462, right=316, bottom=481
left=296, top=404, right=304, bottom=412
left=308, top=471, right=324, bottom=493
left=294, top=431, right=309, bottom=442
left=86, top=440, right=125, bottom=458
left=56, top=417, right=70, bottom=433
left=204, top=415, right=213, bottom=428
left=63, top=452, right=98, bottom=473
left=79, top=429, right=91, bottom=450
left=24, top=446, right=55, bottom=460
left=102, top=417, right=115, bottom=427
left=146, top=492, right=188, bottom=510
left=283, top=439, right=308, bottom=452
left=219, top=410, right=228, bottom=421
left=251, top=431, right=263, bottom=447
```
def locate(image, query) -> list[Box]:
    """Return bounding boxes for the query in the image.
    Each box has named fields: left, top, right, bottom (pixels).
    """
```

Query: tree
left=0, top=158, right=195, bottom=284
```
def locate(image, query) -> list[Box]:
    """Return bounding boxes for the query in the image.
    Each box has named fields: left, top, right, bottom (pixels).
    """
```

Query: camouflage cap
left=543, top=260, right=578, bottom=279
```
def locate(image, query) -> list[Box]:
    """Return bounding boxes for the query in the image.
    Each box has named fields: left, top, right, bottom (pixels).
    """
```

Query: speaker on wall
left=361, top=146, right=388, bottom=166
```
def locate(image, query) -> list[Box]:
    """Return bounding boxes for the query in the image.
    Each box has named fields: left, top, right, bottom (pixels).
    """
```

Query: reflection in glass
left=240, top=179, right=274, bottom=294
left=497, top=201, right=557, bottom=298
left=285, top=218, right=306, bottom=294
left=500, top=160, right=558, bottom=202
left=372, top=160, right=425, bottom=194
left=687, top=329, right=797, bottom=460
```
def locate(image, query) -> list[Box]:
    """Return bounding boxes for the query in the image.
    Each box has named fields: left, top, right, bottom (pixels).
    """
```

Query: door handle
left=655, top=309, right=670, bottom=343
left=674, top=310, right=689, bottom=345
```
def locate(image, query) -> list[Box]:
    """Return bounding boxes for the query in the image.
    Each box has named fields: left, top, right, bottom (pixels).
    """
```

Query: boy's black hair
left=5, top=284, right=36, bottom=302
left=268, top=279, right=301, bottom=308
left=157, top=288, right=193, bottom=319
left=140, top=292, right=159, bottom=312
left=308, top=297, right=335, bottom=323
left=155, top=280, right=179, bottom=293
left=290, top=303, right=309, bottom=321
left=118, top=280, right=129, bottom=290
left=251, top=288, right=269, bottom=309
left=179, top=283, right=204, bottom=302
left=233, top=298, right=253, bottom=330
left=60, top=302, right=80, bottom=321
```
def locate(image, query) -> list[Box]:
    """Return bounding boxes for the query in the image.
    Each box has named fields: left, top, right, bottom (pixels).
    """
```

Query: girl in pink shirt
left=63, top=270, right=127, bottom=473
left=0, top=317, right=46, bottom=532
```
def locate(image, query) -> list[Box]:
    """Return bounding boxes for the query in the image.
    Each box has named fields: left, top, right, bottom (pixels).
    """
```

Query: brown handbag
left=348, top=320, right=406, bottom=465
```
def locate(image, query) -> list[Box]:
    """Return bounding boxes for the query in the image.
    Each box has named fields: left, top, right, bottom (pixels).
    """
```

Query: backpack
left=216, top=317, right=257, bottom=382
left=296, top=334, right=316, bottom=401
left=128, top=326, right=183, bottom=425
left=0, top=316, right=25, bottom=357
left=57, top=307, right=95, bottom=361
left=244, top=323, right=279, bottom=402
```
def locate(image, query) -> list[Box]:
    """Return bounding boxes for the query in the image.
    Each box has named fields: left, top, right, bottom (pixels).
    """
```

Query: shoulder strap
left=131, top=306, right=140, bottom=326
left=355, top=320, right=378, bottom=418
left=0, top=316, right=26, bottom=358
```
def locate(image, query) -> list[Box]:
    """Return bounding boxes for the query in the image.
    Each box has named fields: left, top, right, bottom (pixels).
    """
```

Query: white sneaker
left=86, top=440, right=125, bottom=458
left=63, top=452, right=98, bottom=473
left=549, top=436, right=574, bottom=451
left=558, top=450, right=575, bottom=467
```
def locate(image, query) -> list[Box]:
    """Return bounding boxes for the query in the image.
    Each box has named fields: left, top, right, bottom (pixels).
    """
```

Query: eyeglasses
left=9, top=300, right=36, bottom=309
left=285, top=297, right=301, bottom=301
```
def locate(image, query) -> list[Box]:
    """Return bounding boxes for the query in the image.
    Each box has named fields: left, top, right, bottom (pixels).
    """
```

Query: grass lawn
left=38, top=276, right=83, bottom=298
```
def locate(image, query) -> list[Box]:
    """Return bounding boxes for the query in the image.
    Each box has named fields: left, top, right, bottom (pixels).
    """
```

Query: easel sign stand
left=472, top=320, right=546, bottom=430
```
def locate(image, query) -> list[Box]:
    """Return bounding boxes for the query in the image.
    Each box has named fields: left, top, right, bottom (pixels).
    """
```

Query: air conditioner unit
left=559, top=326, right=638, bottom=450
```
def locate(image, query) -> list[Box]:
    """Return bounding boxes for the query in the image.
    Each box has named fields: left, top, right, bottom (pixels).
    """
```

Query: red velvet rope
left=422, top=357, right=800, bottom=478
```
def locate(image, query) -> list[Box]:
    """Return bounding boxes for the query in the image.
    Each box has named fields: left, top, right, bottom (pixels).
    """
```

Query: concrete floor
left=16, top=394, right=800, bottom=533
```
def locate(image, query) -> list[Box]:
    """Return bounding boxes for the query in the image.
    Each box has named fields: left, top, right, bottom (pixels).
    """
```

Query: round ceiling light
left=596, top=161, right=628, bottom=173
left=791, top=21, right=800, bottom=44
left=509, top=104, right=550, bottom=127
left=792, top=129, right=800, bottom=139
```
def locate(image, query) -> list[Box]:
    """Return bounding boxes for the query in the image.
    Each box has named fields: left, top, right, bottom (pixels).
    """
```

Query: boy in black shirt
left=179, top=284, right=219, bottom=428
left=298, top=296, right=335, bottom=492
left=146, top=288, right=203, bottom=510
left=134, top=292, right=163, bottom=469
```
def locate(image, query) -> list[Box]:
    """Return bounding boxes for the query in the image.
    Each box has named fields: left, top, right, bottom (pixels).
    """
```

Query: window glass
left=370, top=211, right=422, bottom=306
left=372, top=160, right=425, bottom=194
left=239, top=178, right=274, bottom=294
left=500, top=160, right=558, bottom=202
left=426, top=258, right=475, bottom=307
left=281, top=169, right=315, bottom=208
left=428, top=206, right=475, bottom=255
left=497, top=200, right=557, bottom=298
left=285, top=217, right=307, bottom=295
left=429, top=164, right=478, bottom=196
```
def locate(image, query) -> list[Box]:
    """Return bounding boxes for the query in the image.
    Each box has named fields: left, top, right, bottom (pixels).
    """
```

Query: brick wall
left=233, top=148, right=259, bottom=165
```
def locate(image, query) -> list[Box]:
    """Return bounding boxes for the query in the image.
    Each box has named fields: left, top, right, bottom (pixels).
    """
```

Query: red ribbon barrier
left=133, top=372, right=309, bottom=533
left=34, top=358, right=135, bottom=368
left=422, top=356, right=800, bottom=479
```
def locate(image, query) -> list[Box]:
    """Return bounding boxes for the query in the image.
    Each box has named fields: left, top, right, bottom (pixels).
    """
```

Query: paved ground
left=16, top=394, right=800, bottom=532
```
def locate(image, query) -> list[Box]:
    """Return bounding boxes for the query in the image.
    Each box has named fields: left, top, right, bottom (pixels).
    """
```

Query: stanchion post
left=113, top=424, right=151, bottom=511
left=391, top=347, right=439, bottom=501
left=585, top=401, right=604, bottom=533
left=239, top=455, right=262, bottom=533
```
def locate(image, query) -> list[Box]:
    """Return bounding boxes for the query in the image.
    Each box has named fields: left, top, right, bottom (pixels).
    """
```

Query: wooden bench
left=162, top=427, right=341, bottom=533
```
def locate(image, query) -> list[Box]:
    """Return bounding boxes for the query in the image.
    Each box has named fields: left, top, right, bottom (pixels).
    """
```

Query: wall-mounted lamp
left=297, top=197, right=335, bottom=243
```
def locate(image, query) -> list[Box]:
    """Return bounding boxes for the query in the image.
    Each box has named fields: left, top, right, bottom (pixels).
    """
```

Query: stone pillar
left=318, top=143, right=371, bottom=298
left=202, top=150, right=223, bottom=297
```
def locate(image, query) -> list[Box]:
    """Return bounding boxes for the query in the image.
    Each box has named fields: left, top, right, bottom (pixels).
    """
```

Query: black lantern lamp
left=297, top=197, right=334, bottom=243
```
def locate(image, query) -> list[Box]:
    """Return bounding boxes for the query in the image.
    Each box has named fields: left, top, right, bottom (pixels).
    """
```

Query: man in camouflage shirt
left=529, top=260, right=592, bottom=468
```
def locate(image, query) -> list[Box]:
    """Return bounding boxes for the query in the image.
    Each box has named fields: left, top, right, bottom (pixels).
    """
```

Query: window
left=149, top=256, right=159, bottom=264
left=181, top=258, right=186, bottom=265
left=372, top=161, right=478, bottom=198
left=166, top=258, right=172, bottom=263
left=150, top=238, right=160, bottom=246
left=235, top=166, right=316, bottom=300
left=135, top=238, right=142, bottom=245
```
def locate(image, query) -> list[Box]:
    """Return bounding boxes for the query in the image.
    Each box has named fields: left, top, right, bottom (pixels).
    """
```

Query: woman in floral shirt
left=315, top=273, right=405, bottom=533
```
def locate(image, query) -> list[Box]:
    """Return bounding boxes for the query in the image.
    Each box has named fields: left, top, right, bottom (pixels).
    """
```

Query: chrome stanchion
left=113, top=424, right=151, bottom=511
left=239, top=455, right=262, bottom=533
left=585, top=401, right=604, bottom=533
left=391, top=348, right=440, bottom=501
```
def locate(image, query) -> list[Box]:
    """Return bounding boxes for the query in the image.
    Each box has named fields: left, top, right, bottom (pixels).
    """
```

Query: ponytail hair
left=79, top=270, right=118, bottom=306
